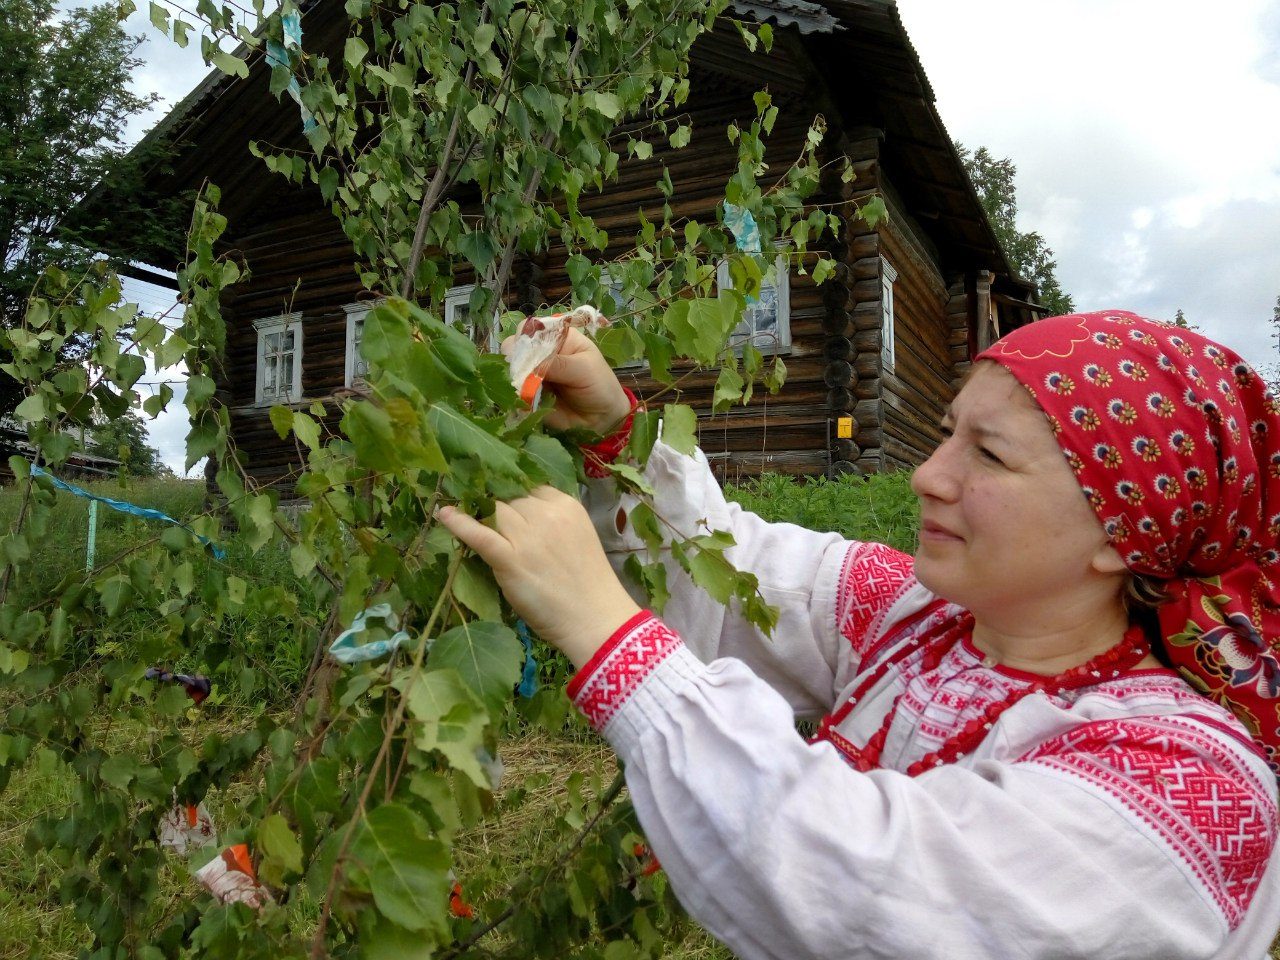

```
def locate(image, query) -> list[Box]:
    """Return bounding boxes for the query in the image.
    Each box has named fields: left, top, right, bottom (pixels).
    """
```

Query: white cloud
left=897, top=0, right=1280, bottom=372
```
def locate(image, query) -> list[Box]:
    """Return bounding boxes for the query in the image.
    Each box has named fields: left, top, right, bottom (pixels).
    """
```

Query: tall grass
left=724, top=467, right=920, bottom=553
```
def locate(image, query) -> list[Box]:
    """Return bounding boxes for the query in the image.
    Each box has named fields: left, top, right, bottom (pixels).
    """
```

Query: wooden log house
left=105, top=0, right=1043, bottom=490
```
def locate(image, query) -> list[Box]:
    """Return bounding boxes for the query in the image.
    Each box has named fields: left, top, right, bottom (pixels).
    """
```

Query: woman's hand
left=500, top=327, right=632, bottom=437
left=434, top=486, right=642, bottom=669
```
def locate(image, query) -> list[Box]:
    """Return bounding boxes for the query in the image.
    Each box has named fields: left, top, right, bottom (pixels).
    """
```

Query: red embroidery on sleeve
left=568, top=612, right=683, bottom=730
left=1020, top=716, right=1278, bottom=928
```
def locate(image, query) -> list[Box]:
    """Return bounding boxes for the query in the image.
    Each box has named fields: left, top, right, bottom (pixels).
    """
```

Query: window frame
left=716, top=250, right=792, bottom=357
left=444, top=283, right=501, bottom=352
left=880, top=257, right=898, bottom=372
left=343, top=300, right=379, bottom=388
left=254, top=312, right=304, bottom=406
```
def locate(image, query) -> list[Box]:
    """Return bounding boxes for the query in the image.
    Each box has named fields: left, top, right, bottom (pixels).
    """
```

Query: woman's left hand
left=434, top=487, right=642, bottom=669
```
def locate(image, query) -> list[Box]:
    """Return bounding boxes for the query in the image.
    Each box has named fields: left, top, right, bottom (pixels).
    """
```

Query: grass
left=724, top=467, right=920, bottom=553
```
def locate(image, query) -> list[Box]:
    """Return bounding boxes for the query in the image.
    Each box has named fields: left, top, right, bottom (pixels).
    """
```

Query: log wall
left=875, top=175, right=955, bottom=471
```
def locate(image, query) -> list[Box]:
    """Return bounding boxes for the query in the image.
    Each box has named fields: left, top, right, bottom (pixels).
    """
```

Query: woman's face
left=910, top=362, right=1125, bottom=615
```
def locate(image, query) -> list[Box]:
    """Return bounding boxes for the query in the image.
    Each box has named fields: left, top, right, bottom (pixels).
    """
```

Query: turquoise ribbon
left=265, top=26, right=317, bottom=133
left=30, top=465, right=226, bottom=560
left=723, top=203, right=762, bottom=254
left=281, top=11, right=302, bottom=48
left=328, top=603, right=412, bottom=664
left=515, top=619, right=539, bottom=698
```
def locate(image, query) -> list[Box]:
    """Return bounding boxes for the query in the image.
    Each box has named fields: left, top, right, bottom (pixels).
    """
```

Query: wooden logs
left=857, top=426, right=883, bottom=448
left=852, top=301, right=883, bottom=331
left=830, top=460, right=861, bottom=476
left=822, top=308, right=854, bottom=337
left=854, top=328, right=882, bottom=353
left=850, top=256, right=882, bottom=282
left=855, top=377, right=881, bottom=401
left=823, top=360, right=854, bottom=389
left=849, top=234, right=880, bottom=261
left=833, top=438, right=862, bottom=462
left=826, top=387, right=855, bottom=412
left=823, top=336, right=854, bottom=362
left=853, top=398, right=880, bottom=427
left=850, top=278, right=881, bottom=303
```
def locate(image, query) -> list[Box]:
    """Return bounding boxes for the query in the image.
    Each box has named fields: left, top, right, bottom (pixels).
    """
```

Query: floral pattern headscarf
left=978, top=310, right=1280, bottom=777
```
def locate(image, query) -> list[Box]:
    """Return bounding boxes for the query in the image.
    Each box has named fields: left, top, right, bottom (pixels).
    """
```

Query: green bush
left=724, top=468, right=920, bottom=554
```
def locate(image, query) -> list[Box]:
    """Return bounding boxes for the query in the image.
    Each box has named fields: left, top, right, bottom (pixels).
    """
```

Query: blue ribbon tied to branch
left=330, top=605, right=540, bottom=701
left=327, top=603, right=413, bottom=664
left=30, top=464, right=226, bottom=560
left=265, top=11, right=317, bottom=133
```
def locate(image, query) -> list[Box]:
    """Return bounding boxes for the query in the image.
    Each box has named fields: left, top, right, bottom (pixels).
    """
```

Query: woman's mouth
left=920, top=520, right=963, bottom=543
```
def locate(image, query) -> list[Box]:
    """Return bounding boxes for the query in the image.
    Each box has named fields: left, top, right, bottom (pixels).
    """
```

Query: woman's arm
left=571, top=613, right=1278, bottom=960
left=581, top=437, right=889, bottom=718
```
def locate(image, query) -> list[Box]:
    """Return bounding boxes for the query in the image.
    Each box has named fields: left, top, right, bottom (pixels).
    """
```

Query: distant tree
left=1264, top=295, right=1280, bottom=392
left=86, top=408, right=168, bottom=477
left=955, top=143, right=1075, bottom=317
left=1173, top=308, right=1197, bottom=330
left=0, top=0, right=181, bottom=413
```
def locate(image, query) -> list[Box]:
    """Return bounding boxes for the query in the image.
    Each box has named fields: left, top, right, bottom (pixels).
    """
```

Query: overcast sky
left=113, top=0, right=1280, bottom=472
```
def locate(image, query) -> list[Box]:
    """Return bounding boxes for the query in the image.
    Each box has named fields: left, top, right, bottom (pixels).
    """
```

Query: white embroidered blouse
left=575, top=439, right=1280, bottom=960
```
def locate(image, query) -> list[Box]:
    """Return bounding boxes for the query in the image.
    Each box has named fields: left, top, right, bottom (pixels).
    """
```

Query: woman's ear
left=1090, top=541, right=1128, bottom=576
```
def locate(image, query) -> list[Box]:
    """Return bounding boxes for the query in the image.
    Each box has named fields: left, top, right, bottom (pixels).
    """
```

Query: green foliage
left=955, top=143, right=1075, bottom=317
left=1263, top=295, right=1280, bottom=394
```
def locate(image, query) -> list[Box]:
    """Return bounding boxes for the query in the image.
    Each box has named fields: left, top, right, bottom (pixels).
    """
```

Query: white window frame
left=254, top=313, right=303, bottom=406
left=880, top=257, right=898, bottom=372
left=716, top=251, right=791, bottom=356
left=343, top=300, right=379, bottom=387
left=445, top=283, right=501, bottom=352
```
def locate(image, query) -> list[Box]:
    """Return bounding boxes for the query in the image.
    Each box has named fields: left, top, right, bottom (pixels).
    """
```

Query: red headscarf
left=977, top=310, right=1280, bottom=777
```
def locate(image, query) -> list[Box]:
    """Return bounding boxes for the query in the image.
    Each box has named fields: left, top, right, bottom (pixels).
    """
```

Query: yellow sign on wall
left=836, top=416, right=853, bottom=439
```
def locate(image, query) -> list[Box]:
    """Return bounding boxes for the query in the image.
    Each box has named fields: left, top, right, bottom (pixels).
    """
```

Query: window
left=445, top=283, right=501, bottom=352
left=255, top=313, right=303, bottom=405
left=343, top=301, right=376, bottom=387
left=881, top=258, right=898, bottom=372
left=600, top=269, right=647, bottom=370
left=716, top=252, right=791, bottom=355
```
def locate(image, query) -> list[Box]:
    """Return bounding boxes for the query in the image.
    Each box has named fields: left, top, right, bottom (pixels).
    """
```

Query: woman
left=436, top=310, right=1280, bottom=959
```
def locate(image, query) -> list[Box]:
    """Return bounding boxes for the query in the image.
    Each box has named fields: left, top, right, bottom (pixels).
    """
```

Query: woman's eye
left=979, top=447, right=1003, bottom=464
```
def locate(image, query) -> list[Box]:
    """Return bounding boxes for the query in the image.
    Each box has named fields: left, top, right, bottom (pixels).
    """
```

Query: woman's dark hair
left=1124, top=571, right=1175, bottom=668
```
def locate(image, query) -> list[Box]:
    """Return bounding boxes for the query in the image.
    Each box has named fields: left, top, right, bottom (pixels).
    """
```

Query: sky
left=110, top=0, right=1280, bottom=473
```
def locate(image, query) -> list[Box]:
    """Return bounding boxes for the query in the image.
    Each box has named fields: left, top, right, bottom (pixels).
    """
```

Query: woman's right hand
left=500, top=326, right=633, bottom=437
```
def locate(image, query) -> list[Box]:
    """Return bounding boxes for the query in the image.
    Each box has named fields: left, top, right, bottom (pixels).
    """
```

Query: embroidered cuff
left=582, top=387, right=639, bottom=479
left=568, top=609, right=682, bottom=730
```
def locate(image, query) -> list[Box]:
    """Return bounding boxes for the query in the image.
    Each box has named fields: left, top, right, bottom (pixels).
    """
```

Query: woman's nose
left=911, top=439, right=958, bottom=503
